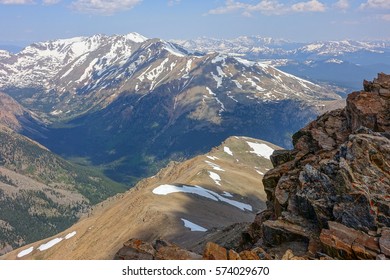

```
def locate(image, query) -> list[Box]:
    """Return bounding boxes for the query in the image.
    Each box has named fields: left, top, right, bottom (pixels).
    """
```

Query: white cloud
left=360, top=0, right=390, bottom=9
left=207, top=0, right=327, bottom=16
left=333, top=0, right=349, bottom=10
left=291, top=0, right=326, bottom=12
left=247, top=0, right=286, bottom=15
left=168, top=0, right=180, bottom=6
left=71, top=0, right=142, bottom=15
left=207, top=0, right=249, bottom=15
left=0, top=0, right=34, bottom=4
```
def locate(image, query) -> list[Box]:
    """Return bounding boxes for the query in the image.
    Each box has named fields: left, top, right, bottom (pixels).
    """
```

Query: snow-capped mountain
left=0, top=33, right=343, bottom=184
left=172, top=36, right=390, bottom=91
left=173, top=36, right=390, bottom=60
left=297, top=40, right=390, bottom=56
left=172, top=36, right=299, bottom=57
left=0, top=33, right=339, bottom=121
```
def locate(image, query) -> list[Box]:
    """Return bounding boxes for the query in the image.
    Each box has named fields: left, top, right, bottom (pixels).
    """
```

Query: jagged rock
left=320, top=221, right=380, bottom=260
left=348, top=74, right=390, bottom=133
left=262, top=220, right=310, bottom=246
left=271, top=150, right=297, bottom=167
left=250, top=73, right=390, bottom=260
left=379, top=228, right=390, bottom=257
left=203, top=242, right=227, bottom=260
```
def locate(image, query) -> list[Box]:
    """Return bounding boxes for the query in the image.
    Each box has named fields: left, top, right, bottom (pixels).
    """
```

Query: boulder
left=228, top=249, right=241, bottom=260
left=203, top=242, right=227, bottom=260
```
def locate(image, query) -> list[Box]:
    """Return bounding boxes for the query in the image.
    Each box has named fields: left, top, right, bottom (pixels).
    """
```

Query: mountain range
left=1, top=32, right=372, bottom=256
left=0, top=33, right=343, bottom=185
left=174, top=36, right=390, bottom=91
left=3, top=73, right=389, bottom=260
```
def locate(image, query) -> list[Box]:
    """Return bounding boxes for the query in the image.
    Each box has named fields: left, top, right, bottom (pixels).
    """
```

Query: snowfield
left=205, top=160, right=225, bottom=171
left=65, top=231, right=77, bottom=240
left=37, top=238, right=63, bottom=251
left=209, top=171, right=221, bottom=186
left=152, top=184, right=252, bottom=211
left=223, top=146, right=233, bottom=156
left=181, top=218, right=207, bottom=232
left=246, top=141, right=274, bottom=159
left=17, top=246, right=34, bottom=258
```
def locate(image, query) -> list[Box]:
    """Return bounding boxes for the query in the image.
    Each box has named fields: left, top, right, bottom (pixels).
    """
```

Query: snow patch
left=212, top=54, right=227, bottom=67
left=209, top=171, right=221, bottom=186
left=211, top=72, right=222, bottom=88
left=206, top=87, right=225, bottom=114
left=181, top=218, right=207, bottom=232
left=153, top=184, right=252, bottom=211
left=164, top=42, right=186, bottom=57
left=233, top=80, right=243, bottom=89
left=255, top=170, right=264, bottom=176
left=224, top=146, right=233, bottom=156
left=17, top=246, right=34, bottom=258
left=205, top=160, right=225, bottom=171
left=216, top=66, right=227, bottom=78
left=235, top=57, right=256, bottom=67
left=222, top=191, right=233, bottom=198
left=37, top=238, right=63, bottom=251
left=246, top=141, right=274, bottom=159
left=65, top=231, right=77, bottom=240
left=227, top=93, right=238, bottom=103
left=207, top=156, right=219, bottom=161
left=76, top=57, right=98, bottom=83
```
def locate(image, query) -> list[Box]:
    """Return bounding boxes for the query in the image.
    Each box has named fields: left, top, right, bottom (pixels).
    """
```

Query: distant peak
left=124, top=32, right=148, bottom=43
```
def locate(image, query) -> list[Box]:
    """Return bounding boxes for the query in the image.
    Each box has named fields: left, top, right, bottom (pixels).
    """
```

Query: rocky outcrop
left=244, top=73, right=390, bottom=259
left=114, top=239, right=202, bottom=260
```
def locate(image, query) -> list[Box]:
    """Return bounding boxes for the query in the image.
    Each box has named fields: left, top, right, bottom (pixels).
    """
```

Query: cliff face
left=247, top=73, right=390, bottom=259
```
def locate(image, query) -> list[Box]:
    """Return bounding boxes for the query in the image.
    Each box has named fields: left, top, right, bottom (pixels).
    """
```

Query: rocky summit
left=113, top=73, right=389, bottom=260
left=243, top=73, right=390, bottom=260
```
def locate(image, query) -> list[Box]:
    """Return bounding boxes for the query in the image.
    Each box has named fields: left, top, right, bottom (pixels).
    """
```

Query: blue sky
left=0, top=0, right=389, bottom=45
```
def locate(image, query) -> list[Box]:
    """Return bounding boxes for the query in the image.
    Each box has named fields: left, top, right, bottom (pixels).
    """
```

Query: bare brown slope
left=2, top=136, right=280, bottom=260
